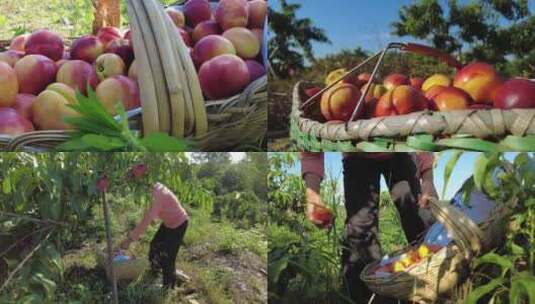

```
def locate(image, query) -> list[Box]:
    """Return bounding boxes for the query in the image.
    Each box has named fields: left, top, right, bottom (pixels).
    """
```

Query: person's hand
left=305, top=189, right=335, bottom=229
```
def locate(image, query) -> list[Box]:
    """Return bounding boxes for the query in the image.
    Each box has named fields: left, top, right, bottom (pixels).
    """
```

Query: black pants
left=341, top=154, right=432, bottom=303
left=148, top=220, right=188, bottom=289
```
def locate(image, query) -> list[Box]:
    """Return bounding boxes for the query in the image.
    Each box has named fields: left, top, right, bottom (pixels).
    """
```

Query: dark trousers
left=149, top=220, right=188, bottom=288
left=341, top=153, right=432, bottom=303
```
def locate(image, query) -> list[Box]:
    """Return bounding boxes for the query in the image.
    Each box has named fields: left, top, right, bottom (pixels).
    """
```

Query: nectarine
left=494, top=79, right=535, bottom=109
left=422, top=74, right=451, bottom=92
left=184, top=0, right=212, bottom=27
left=96, top=75, right=141, bottom=114
left=321, top=83, right=363, bottom=121
left=384, top=73, right=410, bottom=90
left=222, top=27, right=260, bottom=59
left=0, top=62, right=19, bottom=107
left=0, top=108, right=34, bottom=136
left=14, top=54, right=57, bottom=95
left=0, top=50, right=24, bottom=67
left=32, top=83, right=79, bottom=130
left=199, top=54, right=250, bottom=99
left=12, top=94, right=36, bottom=120
left=95, top=53, right=126, bottom=81
left=70, top=35, right=104, bottom=63
left=194, top=35, right=236, bottom=65
left=453, top=62, right=502, bottom=104
left=374, top=85, right=427, bottom=117
left=25, top=29, right=64, bottom=61
left=248, top=0, right=267, bottom=28
left=56, top=60, right=95, bottom=95
left=215, top=0, right=249, bottom=30
left=432, top=87, right=472, bottom=111
left=192, top=20, right=222, bottom=43
left=166, top=7, right=186, bottom=28
left=9, top=34, right=29, bottom=52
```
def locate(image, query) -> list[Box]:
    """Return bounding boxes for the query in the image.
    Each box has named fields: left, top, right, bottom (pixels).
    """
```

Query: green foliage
left=58, top=89, right=191, bottom=152
left=0, top=152, right=267, bottom=303
left=443, top=152, right=535, bottom=303
left=268, top=0, right=330, bottom=78
left=393, top=0, right=535, bottom=76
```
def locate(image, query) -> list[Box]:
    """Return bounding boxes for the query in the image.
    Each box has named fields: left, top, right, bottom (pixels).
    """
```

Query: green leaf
left=436, top=138, right=502, bottom=152
left=2, top=175, right=11, bottom=194
left=268, top=256, right=289, bottom=283
left=510, top=276, right=535, bottom=304
left=465, top=277, right=504, bottom=304
left=442, top=151, right=463, bottom=198
left=140, top=133, right=191, bottom=152
left=81, top=134, right=126, bottom=151
left=500, top=136, right=535, bottom=152
left=356, top=140, right=391, bottom=152
left=406, top=134, right=440, bottom=151
left=474, top=252, right=513, bottom=275
left=56, top=136, right=91, bottom=151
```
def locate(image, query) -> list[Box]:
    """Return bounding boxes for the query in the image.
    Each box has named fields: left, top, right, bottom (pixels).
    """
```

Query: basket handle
left=400, top=43, right=463, bottom=70
left=428, top=198, right=484, bottom=258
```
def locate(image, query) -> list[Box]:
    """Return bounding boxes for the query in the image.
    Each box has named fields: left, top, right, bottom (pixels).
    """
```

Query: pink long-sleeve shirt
left=301, top=153, right=434, bottom=180
left=128, top=183, right=189, bottom=241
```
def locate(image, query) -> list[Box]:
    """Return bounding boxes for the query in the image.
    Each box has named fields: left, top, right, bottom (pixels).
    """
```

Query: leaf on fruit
left=140, top=133, right=191, bottom=152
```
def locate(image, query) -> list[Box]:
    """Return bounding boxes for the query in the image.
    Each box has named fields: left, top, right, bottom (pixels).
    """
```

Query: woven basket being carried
left=361, top=195, right=516, bottom=303
left=96, top=249, right=148, bottom=281
left=292, top=42, right=535, bottom=152
left=1, top=0, right=267, bottom=151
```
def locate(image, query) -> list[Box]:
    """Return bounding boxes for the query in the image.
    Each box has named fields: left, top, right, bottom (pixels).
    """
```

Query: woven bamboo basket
left=96, top=249, right=148, bottom=281
left=1, top=0, right=267, bottom=151
left=291, top=42, right=535, bottom=152
left=360, top=196, right=516, bottom=303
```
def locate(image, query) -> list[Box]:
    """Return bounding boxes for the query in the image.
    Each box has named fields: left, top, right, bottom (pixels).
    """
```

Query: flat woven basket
left=361, top=196, right=516, bottom=303
left=96, top=249, right=148, bottom=281
left=291, top=42, right=535, bottom=152
left=2, top=0, right=267, bottom=151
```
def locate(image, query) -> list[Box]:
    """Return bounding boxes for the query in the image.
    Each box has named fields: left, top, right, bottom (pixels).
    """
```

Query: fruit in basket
left=325, top=68, right=347, bottom=86
left=393, top=261, right=406, bottom=273
left=422, top=73, right=451, bottom=92
left=14, top=55, right=57, bottom=95
left=166, top=7, right=186, bottom=28
left=494, top=79, right=535, bottom=109
left=248, top=0, right=268, bottom=28
left=175, top=28, right=191, bottom=47
left=32, top=83, right=79, bottom=130
left=194, top=35, right=236, bottom=65
left=105, top=39, right=135, bottom=68
left=128, top=60, right=138, bottom=80
left=375, top=85, right=427, bottom=117
left=358, top=73, right=372, bottom=82
left=96, top=75, right=141, bottom=114
left=245, top=60, right=266, bottom=82
left=410, top=77, right=424, bottom=90
left=192, top=20, right=222, bottom=43
left=453, top=62, right=502, bottom=104
left=417, top=244, right=431, bottom=259
left=250, top=28, right=263, bottom=46
left=9, top=34, right=29, bottom=52
left=97, top=26, right=122, bottom=47
left=25, top=29, right=64, bottom=61
left=216, top=0, right=250, bottom=31
left=199, top=54, right=250, bottom=99
left=310, top=204, right=334, bottom=227
left=70, top=35, right=104, bottom=64
left=222, top=27, right=260, bottom=59
left=184, top=0, right=213, bottom=27
left=0, top=50, right=24, bottom=67
left=432, top=87, right=472, bottom=111
left=56, top=60, right=95, bottom=95
left=95, top=54, right=126, bottom=81
left=12, top=94, right=36, bottom=120
left=384, top=73, right=410, bottom=90
left=0, top=108, right=34, bottom=136
left=361, top=83, right=387, bottom=103
left=424, top=85, right=447, bottom=100
left=0, top=62, right=19, bottom=107
left=321, top=83, right=363, bottom=121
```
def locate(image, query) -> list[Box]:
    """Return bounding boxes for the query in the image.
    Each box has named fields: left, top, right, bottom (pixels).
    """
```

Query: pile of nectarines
left=0, top=0, right=267, bottom=137
left=0, top=26, right=140, bottom=136
left=372, top=243, right=443, bottom=275
left=178, top=0, right=267, bottom=100
left=315, top=62, right=535, bottom=123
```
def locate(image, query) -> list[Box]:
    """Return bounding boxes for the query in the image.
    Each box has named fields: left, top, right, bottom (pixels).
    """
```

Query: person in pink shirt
left=301, top=152, right=437, bottom=303
left=118, top=182, right=189, bottom=289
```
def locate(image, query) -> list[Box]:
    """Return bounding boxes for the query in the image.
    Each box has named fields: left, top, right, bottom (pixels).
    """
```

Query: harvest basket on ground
left=0, top=0, right=267, bottom=151
left=96, top=248, right=148, bottom=281
left=292, top=42, right=535, bottom=152
left=360, top=195, right=516, bottom=303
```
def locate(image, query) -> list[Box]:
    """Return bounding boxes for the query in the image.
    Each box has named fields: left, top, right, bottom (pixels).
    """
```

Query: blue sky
left=285, top=152, right=518, bottom=200
left=269, top=0, right=535, bottom=57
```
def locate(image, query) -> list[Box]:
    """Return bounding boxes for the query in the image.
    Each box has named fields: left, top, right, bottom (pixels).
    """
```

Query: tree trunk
left=92, top=0, right=121, bottom=34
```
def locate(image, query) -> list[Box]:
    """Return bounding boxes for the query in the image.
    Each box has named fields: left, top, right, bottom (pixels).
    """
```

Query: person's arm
left=416, top=152, right=438, bottom=208
left=119, top=199, right=160, bottom=249
left=301, top=152, right=333, bottom=229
